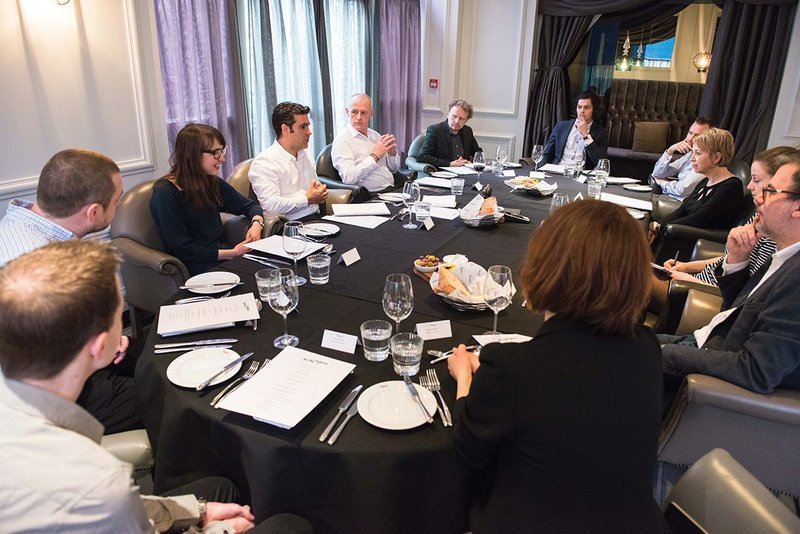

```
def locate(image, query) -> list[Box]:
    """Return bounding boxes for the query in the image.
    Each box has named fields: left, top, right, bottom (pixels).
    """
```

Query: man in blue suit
left=540, top=90, right=608, bottom=170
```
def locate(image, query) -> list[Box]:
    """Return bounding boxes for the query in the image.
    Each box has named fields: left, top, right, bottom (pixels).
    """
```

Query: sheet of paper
left=422, top=195, right=456, bottom=208
left=600, top=192, right=652, bottom=211
left=217, top=347, right=356, bottom=429
left=157, top=293, right=260, bottom=336
left=539, top=163, right=565, bottom=174
left=321, top=329, right=359, bottom=354
left=416, top=177, right=453, bottom=188
left=430, top=207, right=459, bottom=220
left=415, top=320, right=452, bottom=341
left=245, top=235, right=327, bottom=260
left=322, top=215, right=389, bottom=229
left=331, top=202, right=390, bottom=216
left=473, top=333, right=533, bottom=345
left=440, top=166, right=477, bottom=175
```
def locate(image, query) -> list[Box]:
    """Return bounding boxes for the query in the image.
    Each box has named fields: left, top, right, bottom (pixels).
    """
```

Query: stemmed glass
left=382, top=273, right=414, bottom=333
left=595, top=158, right=610, bottom=187
left=549, top=192, right=571, bottom=215
left=494, top=145, right=508, bottom=175
left=472, top=150, right=486, bottom=179
left=401, top=182, right=421, bottom=230
left=282, top=221, right=307, bottom=286
left=267, top=268, right=299, bottom=348
left=483, top=265, right=513, bottom=335
left=530, top=144, right=544, bottom=169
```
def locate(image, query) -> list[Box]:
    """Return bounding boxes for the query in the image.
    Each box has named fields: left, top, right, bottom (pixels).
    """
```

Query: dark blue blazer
left=540, top=120, right=608, bottom=169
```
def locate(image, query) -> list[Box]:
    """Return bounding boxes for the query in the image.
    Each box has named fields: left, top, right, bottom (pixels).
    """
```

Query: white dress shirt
left=558, top=120, right=593, bottom=165
left=651, top=151, right=705, bottom=201
left=331, top=124, right=399, bottom=192
left=249, top=141, right=319, bottom=221
left=0, top=377, right=232, bottom=533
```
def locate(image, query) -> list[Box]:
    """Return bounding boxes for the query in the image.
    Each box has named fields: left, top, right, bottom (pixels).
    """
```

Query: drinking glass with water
left=595, top=158, right=610, bottom=187
left=390, top=332, right=424, bottom=376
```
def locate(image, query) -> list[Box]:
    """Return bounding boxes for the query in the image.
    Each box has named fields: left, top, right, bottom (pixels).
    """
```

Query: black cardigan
left=660, top=176, right=744, bottom=229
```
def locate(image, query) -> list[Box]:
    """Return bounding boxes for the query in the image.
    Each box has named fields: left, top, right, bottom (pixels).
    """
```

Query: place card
left=415, top=320, right=452, bottom=340
left=473, top=333, right=533, bottom=345
left=337, top=247, right=361, bottom=266
left=473, top=181, right=483, bottom=191
left=157, top=293, right=260, bottom=336
left=422, top=218, right=435, bottom=230
left=573, top=192, right=584, bottom=201
left=321, top=329, right=359, bottom=354
left=503, top=170, right=516, bottom=177
left=575, top=174, right=587, bottom=184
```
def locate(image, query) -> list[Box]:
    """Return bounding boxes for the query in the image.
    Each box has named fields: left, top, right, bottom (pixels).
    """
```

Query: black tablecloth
left=135, top=168, right=650, bottom=533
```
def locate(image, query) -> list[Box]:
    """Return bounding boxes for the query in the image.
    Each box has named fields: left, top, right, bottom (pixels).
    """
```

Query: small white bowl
left=414, top=260, right=441, bottom=273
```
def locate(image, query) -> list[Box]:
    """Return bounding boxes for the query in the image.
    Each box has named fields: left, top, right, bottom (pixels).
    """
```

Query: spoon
left=321, top=244, right=335, bottom=254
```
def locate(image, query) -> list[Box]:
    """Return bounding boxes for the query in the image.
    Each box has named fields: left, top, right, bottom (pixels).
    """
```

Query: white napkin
left=422, top=195, right=457, bottom=208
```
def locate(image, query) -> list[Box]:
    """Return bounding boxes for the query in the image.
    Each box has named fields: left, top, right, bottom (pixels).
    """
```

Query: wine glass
left=573, top=150, right=585, bottom=179
left=473, top=150, right=486, bottom=178
left=595, top=158, right=610, bottom=187
left=483, top=265, right=513, bottom=335
left=531, top=144, right=544, bottom=169
left=282, top=221, right=307, bottom=286
left=382, top=273, right=414, bottom=333
left=267, top=268, right=299, bottom=348
left=549, top=192, right=570, bottom=215
left=401, top=182, right=421, bottom=230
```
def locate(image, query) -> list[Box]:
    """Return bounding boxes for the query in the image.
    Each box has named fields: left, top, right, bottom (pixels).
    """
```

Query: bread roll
left=478, top=197, right=497, bottom=216
left=436, top=265, right=469, bottom=295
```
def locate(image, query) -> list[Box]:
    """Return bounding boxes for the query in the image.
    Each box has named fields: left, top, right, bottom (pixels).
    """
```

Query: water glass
left=588, top=181, right=602, bottom=200
left=360, top=320, right=392, bottom=362
left=450, top=177, right=465, bottom=196
left=306, top=253, right=331, bottom=285
left=549, top=192, right=570, bottom=215
left=390, top=332, right=424, bottom=377
left=595, top=158, right=610, bottom=187
left=564, top=160, right=577, bottom=180
left=574, top=151, right=585, bottom=175
left=255, top=269, right=272, bottom=301
left=414, top=201, right=431, bottom=226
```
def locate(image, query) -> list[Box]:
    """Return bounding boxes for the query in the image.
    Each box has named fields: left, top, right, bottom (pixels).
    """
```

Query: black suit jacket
left=454, top=317, right=668, bottom=533
left=540, top=119, right=608, bottom=169
left=416, top=120, right=482, bottom=168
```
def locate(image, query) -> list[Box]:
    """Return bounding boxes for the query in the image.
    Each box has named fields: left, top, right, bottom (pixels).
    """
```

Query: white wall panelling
left=768, top=7, right=800, bottom=147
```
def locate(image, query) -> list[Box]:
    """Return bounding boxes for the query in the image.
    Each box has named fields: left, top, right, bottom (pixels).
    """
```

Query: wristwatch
left=370, top=153, right=379, bottom=163
left=251, top=218, right=265, bottom=228
left=197, top=498, right=207, bottom=527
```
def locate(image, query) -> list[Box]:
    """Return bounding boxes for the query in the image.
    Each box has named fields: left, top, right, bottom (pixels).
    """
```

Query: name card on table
left=157, top=293, right=259, bottom=337
left=416, top=320, right=452, bottom=340
left=217, top=347, right=356, bottom=429
left=473, top=333, right=533, bottom=345
left=422, top=218, right=435, bottom=231
left=573, top=192, right=584, bottom=201
left=473, top=181, right=483, bottom=191
left=503, top=170, right=516, bottom=177
left=321, top=329, right=359, bottom=354
left=337, top=247, right=361, bottom=266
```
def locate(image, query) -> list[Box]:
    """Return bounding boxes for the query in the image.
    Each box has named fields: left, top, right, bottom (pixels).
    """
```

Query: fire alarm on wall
left=428, top=79, right=438, bottom=89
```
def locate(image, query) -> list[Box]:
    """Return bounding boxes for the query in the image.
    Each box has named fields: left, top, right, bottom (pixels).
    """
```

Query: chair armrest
left=101, top=429, right=154, bottom=471
left=663, top=224, right=729, bottom=244
left=692, top=238, right=726, bottom=261
left=323, top=189, right=353, bottom=215
left=317, top=177, right=370, bottom=203
left=651, top=197, right=681, bottom=221
left=112, top=237, right=189, bottom=279
left=262, top=214, right=286, bottom=236
left=112, top=237, right=188, bottom=314
left=653, top=281, right=721, bottom=335
left=404, top=157, right=436, bottom=174
left=659, top=374, right=800, bottom=496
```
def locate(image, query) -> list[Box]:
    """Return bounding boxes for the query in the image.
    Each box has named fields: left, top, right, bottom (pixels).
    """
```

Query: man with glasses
left=660, top=161, right=800, bottom=395
left=0, top=149, right=140, bottom=434
left=249, top=101, right=328, bottom=220
left=331, top=93, right=402, bottom=192
left=417, top=99, right=482, bottom=168
left=650, top=117, right=714, bottom=200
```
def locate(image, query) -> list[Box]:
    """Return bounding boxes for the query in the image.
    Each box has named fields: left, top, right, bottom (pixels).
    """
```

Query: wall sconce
left=692, top=51, right=712, bottom=73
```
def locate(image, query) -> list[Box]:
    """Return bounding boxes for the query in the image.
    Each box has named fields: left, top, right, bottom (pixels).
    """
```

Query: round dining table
left=135, top=165, right=652, bottom=533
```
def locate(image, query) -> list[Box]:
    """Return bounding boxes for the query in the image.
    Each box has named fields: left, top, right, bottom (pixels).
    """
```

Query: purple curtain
left=154, top=0, right=247, bottom=176
left=376, top=0, right=421, bottom=158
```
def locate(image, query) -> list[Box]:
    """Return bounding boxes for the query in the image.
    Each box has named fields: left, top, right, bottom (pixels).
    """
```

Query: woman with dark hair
left=448, top=200, right=668, bottom=533
left=150, top=124, right=264, bottom=275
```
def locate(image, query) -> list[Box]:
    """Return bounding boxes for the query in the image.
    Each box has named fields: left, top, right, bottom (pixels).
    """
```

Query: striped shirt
left=0, top=199, right=76, bottom=267
left=695, top=215, right=776, bottom=286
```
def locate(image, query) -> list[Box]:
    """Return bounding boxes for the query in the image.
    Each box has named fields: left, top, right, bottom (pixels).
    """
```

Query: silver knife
left=180, top=282, right=244, bottom=289
left=327, top=396, right=361, bottom=445
left=155, top=345, right=233, bottom=354
left=319, top=385, right=363, bottom=442
left=243, top=253, right=291, bottom=266
left=242, top=254, right=280, bottom=268
left=403, top=375, right=433, bottom=423
left=195, top=352, right=254, bottom=391
left=155, top=338, right=238, bottom=349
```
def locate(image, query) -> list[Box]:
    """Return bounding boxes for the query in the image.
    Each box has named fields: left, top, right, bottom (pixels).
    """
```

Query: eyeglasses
left=762, top=185, right=800, bottom=201
left=203, top=146, right=227, bottom=160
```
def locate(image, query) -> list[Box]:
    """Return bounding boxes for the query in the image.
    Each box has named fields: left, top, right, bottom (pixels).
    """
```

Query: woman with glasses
left=448, top=200, right=669, bottom=533
left=659, top=147, right=800, bottom=290
left=648, top=128, right=743, bottom=247
left=151, top=123, right=264, bottom=275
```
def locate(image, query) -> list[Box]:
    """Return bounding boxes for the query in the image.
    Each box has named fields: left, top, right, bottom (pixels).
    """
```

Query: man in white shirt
left=331, top=93, right=400, bottom=192
left=249, top=101, right=328, bottom=220
left=650, top=118, right=713, bottom=200
left=0, top=240, right=256, bottom=532
left=660, top=161, right=800, bottom=395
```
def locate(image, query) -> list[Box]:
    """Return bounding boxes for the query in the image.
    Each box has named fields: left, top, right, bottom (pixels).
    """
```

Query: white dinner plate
left=302, top=222, right=340, bottom=237
left=626, top=208, right=646, bottom=219
left=184, top=272, right=241, bottom=295
left=378, top=192, right=405, bottom=203
left=606, top=176, right=640, bottom=185
left=166, top=348, right=243, bottom=389
left=358, top=380, right=438, bottom=430
left=623, top=184, right=652, bottom=192
left=431, top=171, right=457, bottom=179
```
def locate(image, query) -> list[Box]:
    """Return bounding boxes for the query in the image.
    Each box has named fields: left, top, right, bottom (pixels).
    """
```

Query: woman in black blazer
left=448, top=200, right=669, bottom=533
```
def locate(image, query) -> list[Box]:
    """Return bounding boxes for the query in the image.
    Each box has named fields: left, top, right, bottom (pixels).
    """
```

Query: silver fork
left=427, top=369, right=452, bottom=426
left=420, top=375, right=449, bottom=427
left=210, top=360, right=259, bottom=408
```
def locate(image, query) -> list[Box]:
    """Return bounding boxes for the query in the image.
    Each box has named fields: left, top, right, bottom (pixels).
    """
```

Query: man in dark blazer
left=540, top=90, right=608, bottom=170
left=660, top=161, right=800, bottom=395
left=417, top=99, right=482, bottom=168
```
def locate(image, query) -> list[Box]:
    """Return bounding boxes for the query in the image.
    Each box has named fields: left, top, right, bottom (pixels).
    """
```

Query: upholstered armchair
left=314, top=144, right=370, bottom=203
left=404, top=133, right=436, bottom=175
